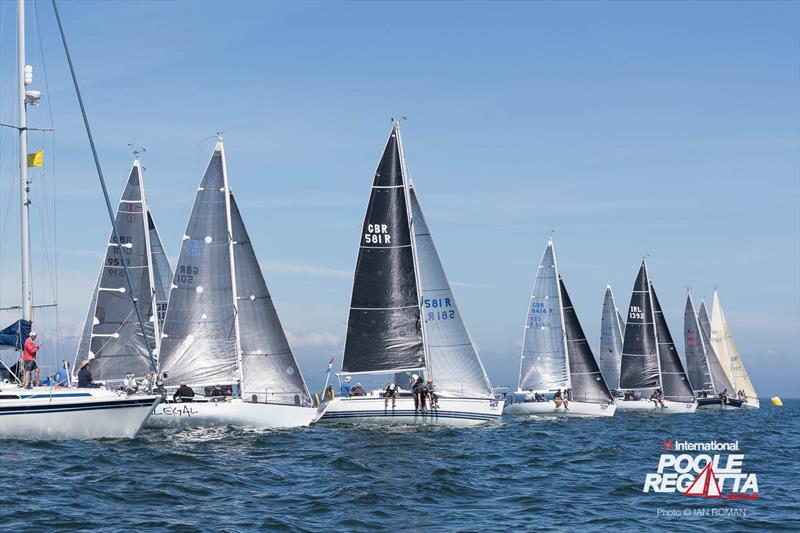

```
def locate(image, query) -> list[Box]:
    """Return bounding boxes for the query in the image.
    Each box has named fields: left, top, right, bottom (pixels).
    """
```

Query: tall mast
left=136, top=153, right=162, bottom=359
left=644, top=259, right=664, bottom=389
left=18, top=0, right=33, bottom=321
left=395, top=121, right=429, bottom=378
left=220, top=140, right=245, bottom=394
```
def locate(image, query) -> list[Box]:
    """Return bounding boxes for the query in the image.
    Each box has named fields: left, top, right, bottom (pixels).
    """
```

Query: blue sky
left=0, top=1, right=797, bottom=396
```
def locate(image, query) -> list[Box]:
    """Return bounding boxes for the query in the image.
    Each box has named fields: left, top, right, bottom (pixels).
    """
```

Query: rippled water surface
left=3, top=400, right=798, bottom=531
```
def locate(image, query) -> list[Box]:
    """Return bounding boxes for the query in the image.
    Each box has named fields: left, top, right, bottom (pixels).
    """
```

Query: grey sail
left=684, top=294, right=713, bottom=394
left=650, top=283, right=695, bottom=402
left=617, top=309, right=626, bottom=337
left=598, top=284, right=624, bottom=390
left=74, top=162, right=157, bottom=380
left=698, top=300, right=711, bottom=339
left=559, top=276, right=612, bottom=403
left=410, top=186, right=493, bottom=398
left=159, top=145, right=238, bottom=387
left=147, top=211, right=172, bottom=331
left=619, top=261, right=659, bottom=390
left=230, top=195, right=311, bottom=405
left=519, top=241, right=568, bottom=391
left=341, top=126, right=424, bottom=375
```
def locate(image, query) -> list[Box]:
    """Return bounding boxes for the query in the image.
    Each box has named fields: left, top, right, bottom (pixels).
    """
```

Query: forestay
left=74, top=162, right=160, bottom=380
left=341, top=126, right=424, bottom=375
left=559, top=276, right=612, bottom=403
left=159, top=145, right=238, bottom=387
left=410, top=187, right=493, bottom=398
left=230, top=195, right=310, bottom=405
left=619, top=261, right=660, bottom=390
left=650, top=284, right=694, bottom=402
left=519, top=241, right=568, bottom=392
left=598, top=284, right=624, bottom=390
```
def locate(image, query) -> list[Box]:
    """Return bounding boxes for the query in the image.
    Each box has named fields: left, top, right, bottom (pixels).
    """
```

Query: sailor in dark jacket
left=173, top=381, right=195, bottom=402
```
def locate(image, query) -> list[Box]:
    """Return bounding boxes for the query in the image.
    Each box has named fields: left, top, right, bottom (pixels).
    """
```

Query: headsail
left=684, top=294, right=714, bottom=394
left=599, top=284, right=624, bottom=390
left=518, top=240, right=568, bottom=392
left=710, top=290, right=757, bottom=399
left=147, top=211, right=172, bottom=330
left=74, top=161, right=159, bottom=380
left=559, top=276, right=612, bottom=403
left=698, top=300, right=711, bottom=339
left=650, top=283, right=694, bottom=402
left=159, top=144, right=238, bottom=387
left=699, top=312, right=734, bottom=395
left=230, top=195, right=311, bottom=405
left=341, top=126, right=424, bottom=375
left=410, top=186, right=493, bottom=398
left=619, top=261, right=660, bottom=390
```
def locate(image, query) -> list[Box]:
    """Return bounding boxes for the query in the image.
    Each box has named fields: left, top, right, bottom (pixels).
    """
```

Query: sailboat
left=73, top=155, right=172, bottom=382
left=146, top=142, right=317, bottom=428
left=598, top=283, right=624, bottom=392
left=708, top=290, right=759, bottom=408
left=617, top=260, right=697, bottom=412
left=319, top=123, right=501, bottom=426
left=684, top=293, right=741, bottom=408
left=1, top=0, right=159, bottom=439
left=504, top=240, right=616, bottom=417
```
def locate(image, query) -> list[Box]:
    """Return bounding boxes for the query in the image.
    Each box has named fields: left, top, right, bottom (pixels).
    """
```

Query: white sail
left=599, top=284, right=624, bottom=390
left=709, top=290, right=757, bottom=399
left=409, top=187, right=493, bottom=398
left=518, top=240, right=569, bottom=392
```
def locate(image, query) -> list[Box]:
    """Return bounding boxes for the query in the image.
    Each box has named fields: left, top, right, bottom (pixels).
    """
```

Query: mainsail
left=230, top=195, right=310, bottom=405
left=74, top=160, right=164, bottom=380
left=518, top=240, right=568, bottom=392
left=341, top=126, right=424, bottom=375
left=559, top=276, right=612, bottom=403
left=710, top=290, right=757, bottom=399
left=598, top=284, right=624, bottom=390
left=650, top=284, right=694, bottom=402
left=619, top=261, right=660, bottom=390
left=684, top=294, right=714, bottom=394
left=410, top=186, right=493, bottom=398
left=159, top=144, right=238, bottom=386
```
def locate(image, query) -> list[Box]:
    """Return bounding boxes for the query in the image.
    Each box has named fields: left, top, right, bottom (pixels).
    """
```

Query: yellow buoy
left=771, top=396, right=783, bottom=407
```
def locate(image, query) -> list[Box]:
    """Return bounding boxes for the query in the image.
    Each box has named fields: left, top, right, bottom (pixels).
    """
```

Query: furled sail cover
left=650, top=283, right=695, bottom=402
left=559, top=276, right=612, bottom=403
left=619, top=261, right=659, bottom=390
left=159, top=145, right=238, bottom=386
left=75, top=164, right=156, bottom=380
left=148, top=211, right=172, bottom=331
left=410, top=187, right=493, bottom=398
left=710, top=291, right=757, bottom=398
left=230, top=195, right=310, bottom=405
left=341, top=127, right=424, bottom=374
left=684, top=294, right=713, bottom=394
left=0, top=319, right=31, bottom=350
left=598, top=285, right=624, bottom=390
left=519, top=241, right=568, bottom=391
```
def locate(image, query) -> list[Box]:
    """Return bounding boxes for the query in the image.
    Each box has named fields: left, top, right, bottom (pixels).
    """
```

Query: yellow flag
left=27, top=150, right=44, bottom=168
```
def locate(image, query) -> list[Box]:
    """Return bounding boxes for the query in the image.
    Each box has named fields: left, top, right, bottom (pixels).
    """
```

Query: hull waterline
left=503, top=398, right=616, bottom=417
left=616, top=399, right=697, bottom=413
left=318, top=396, right=501, bottom=427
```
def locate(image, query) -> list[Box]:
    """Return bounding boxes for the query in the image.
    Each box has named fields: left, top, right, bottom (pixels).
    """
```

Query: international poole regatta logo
left=643, top=440, right=759, bottom=501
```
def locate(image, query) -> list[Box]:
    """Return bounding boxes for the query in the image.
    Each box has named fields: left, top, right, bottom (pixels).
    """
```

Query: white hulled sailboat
left=146, top=142, right=317, bottom=428
left=504, top=240, right=616, bottom=417
left=319, top=123, right=500, bottom=426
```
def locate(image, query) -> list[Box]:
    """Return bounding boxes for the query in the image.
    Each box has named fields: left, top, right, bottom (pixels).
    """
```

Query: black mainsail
left=650, top=283, right=695, bottom=402
left=341, top=126, right=424, bottom=374
left=619, top=261, right=659, bottom=390
left=559, top=276, right=613, bottom=403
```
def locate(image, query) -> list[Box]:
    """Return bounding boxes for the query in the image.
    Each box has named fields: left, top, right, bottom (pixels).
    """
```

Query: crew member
left=553, top=389, right=564, bottom=410
left=426, top=379, right=439, bottom=409
left=340, top=376, right=352, bottom=397
left=22, top=331, right=42, bottom=388
left=173, top=381, right=195, bottom=402
left=384, top=383, right=398, bottom=408
left=78, top=360, right=100, bottom=388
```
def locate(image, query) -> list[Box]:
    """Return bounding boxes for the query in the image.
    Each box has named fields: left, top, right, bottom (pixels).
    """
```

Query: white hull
left=145, top=398, right=318, bottom=429
left=741, top=398, right=760, bottom=409
left=0, top=385, right=158, bottom=440
left=318, top=395, right=501, bottom=427
left=503, top=399, right=616, bottom=417
left=616, top=399, right=698, bottom=413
